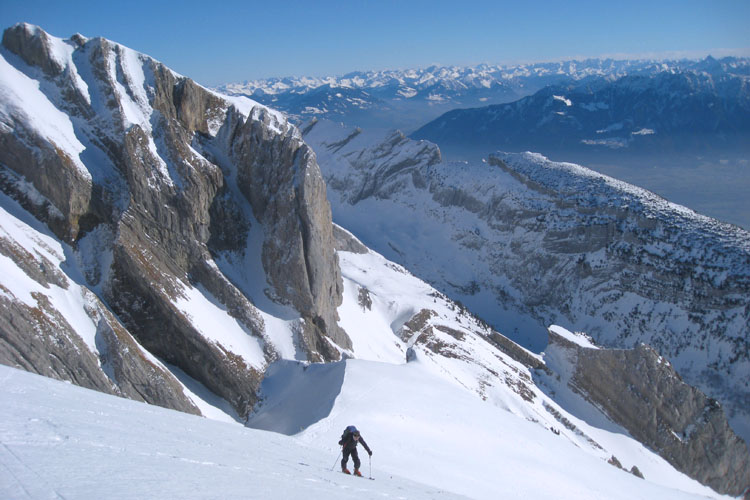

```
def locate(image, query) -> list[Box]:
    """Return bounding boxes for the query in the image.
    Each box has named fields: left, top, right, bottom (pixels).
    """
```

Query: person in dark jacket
left=338, top=427, right=372, bottom=476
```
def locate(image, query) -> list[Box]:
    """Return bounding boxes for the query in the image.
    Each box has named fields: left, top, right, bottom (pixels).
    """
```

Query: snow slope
left=0, top=24, right=744, bottom=499
left=246, top=245, right=729, bottom=499
left=0, top=360, right=726, bottom=499
left=0, top=364, right=462, bottom=500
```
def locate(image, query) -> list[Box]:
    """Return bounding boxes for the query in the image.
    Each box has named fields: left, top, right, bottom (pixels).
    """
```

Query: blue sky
left=1, top=0, right=749, bottom=86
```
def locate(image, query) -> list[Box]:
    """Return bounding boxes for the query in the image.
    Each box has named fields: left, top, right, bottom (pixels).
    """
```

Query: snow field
left=0, top=365, right=466, bottom=500
left=253, top=357, right=722, bottom=500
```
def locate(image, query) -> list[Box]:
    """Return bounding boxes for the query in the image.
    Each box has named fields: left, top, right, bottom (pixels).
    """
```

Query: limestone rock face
left=305, top=118, right=750, bottom=495
left=545, top=328, right=750, bottom=496
left=0, top=24, right=347, bottom=418
left=224, top=110, right=347, bottom=358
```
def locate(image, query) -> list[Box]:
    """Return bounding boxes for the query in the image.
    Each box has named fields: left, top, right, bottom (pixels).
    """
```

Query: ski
left=340, top=471, right=374, bottom=480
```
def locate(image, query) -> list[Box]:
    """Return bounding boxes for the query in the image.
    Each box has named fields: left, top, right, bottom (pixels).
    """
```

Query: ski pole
left=369, top=454, right=372, bottom=479
left=331, top=449, right=342, bottom=471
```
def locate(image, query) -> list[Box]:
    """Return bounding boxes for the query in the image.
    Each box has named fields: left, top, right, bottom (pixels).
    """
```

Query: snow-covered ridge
left=0, top=23, right=288, bottom=138
left=216, top=55, right=750, bottom=135
left=491, top=152, right=750, bottom=256
left=0, top=23, right=294, bottom=198
left=410, top=66, right=750, bottom=228
left=413, top=66, right=750, bottom=151
left=0, top=35, right=88, bottom=179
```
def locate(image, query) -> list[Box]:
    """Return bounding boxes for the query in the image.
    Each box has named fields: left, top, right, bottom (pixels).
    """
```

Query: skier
left=338, top=425, right=372, bottom=476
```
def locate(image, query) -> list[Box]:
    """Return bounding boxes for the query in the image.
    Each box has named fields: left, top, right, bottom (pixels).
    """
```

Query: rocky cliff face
left=0, top=24, right=347, bottom=418
left=544, top=328, right=750, bottom=496
left=303, top=119, right=750, bottom=451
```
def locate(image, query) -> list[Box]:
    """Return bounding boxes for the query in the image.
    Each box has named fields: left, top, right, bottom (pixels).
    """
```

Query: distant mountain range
left=218, top=58, right=750, bottom=230
left=409, top=57, right=750, bottom=229
left=412, top=56, right=750, bottom=155
left=217, top=57, right=750, bottom=133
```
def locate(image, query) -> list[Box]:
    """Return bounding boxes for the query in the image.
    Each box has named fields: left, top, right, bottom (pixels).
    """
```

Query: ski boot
left=353, top=469, right=362, bottom=477
left=342, top=468, right=351, bottom=474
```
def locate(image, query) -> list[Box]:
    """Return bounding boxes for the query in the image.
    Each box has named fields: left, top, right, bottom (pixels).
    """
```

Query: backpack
left=341, top=425, right=358, bottom=440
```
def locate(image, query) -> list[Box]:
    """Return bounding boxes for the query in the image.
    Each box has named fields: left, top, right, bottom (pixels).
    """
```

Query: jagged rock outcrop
left=544, top=327, right=750, bottom=496
left=0, top=23, right=347, bottom=418
left=394, top=305, right=539, bottom=404
left=482, top=153, right=750, bottom=439
left=220, top=109, right=347, bottom=358
left=332, top=224, right=368, bottom=254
